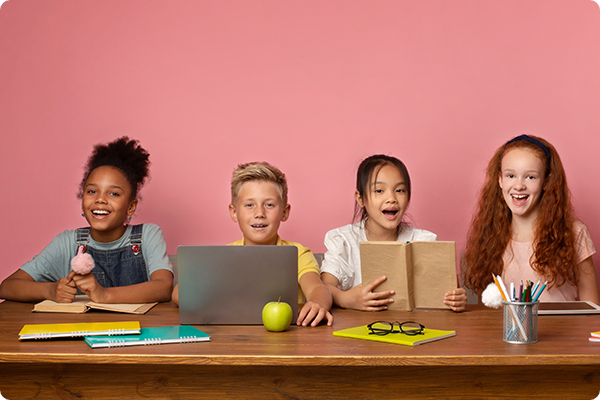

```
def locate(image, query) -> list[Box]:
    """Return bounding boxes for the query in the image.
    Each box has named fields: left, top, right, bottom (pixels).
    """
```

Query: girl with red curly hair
left=463, top=135, right=600, bottom=303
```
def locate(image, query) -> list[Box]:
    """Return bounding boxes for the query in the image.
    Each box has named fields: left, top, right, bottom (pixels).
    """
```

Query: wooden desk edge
left=3, top=353, right=600, bottom=367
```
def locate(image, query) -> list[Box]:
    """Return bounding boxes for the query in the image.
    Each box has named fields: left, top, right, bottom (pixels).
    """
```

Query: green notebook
left=333, top=324, right=455, bottom=346
left=84, top=325, right=211, bottom=348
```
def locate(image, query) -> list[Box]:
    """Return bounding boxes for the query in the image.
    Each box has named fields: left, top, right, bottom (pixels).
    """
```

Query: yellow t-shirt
left=229, top=237, right=320, bottom=303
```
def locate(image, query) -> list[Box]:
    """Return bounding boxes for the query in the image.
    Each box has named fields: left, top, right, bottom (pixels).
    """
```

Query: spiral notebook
left=84, top=325, right=211, bottom=348
left=19, top=321, right=141, bottom=340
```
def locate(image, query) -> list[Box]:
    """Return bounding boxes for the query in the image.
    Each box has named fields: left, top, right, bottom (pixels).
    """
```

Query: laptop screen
left=177, top=245, right=298, bottom=325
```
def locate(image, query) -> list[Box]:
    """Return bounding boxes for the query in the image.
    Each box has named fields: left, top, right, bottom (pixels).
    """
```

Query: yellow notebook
left=19, top=321, right=141, bottom=340
left=333, top=324, right=456, bottom=346
left=33, top=295, right=157, bottom=315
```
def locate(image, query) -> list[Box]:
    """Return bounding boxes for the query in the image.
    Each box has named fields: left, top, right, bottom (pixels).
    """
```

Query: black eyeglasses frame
left=366, top=320, right=425, bottom=336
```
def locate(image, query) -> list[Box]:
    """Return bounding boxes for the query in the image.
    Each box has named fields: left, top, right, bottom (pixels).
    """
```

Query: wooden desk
left=1, top=301, right=600, bottom=399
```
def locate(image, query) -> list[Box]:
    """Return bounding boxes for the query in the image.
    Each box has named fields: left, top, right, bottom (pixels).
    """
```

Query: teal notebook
left=84, top=325, right=211, bottom=348
left=333, top=325, right=455, bottom=346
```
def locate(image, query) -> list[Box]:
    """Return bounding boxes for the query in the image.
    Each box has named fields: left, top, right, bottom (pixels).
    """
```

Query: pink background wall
left=2, top=0, right=600, bottom=285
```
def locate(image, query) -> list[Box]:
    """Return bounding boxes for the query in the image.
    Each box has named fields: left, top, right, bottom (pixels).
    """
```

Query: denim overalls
left=75, top=224, right=149, bottom=290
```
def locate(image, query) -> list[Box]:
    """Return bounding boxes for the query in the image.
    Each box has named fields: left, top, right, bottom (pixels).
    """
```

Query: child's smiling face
left=357, top=164, right=408, bottom=241
left=499, top=147, right=546, bottom=221
left=229, top=180, right=290, bottom=246
left=82, top=165, right=137, bottom=243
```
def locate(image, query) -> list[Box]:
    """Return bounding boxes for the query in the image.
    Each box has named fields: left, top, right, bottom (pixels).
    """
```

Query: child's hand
left=346, top=275, right=394, bottom=311
left=444, top=288, right=467, bottom=312
left=52, top=274, right=78, bottom=303
left=297, top=301, right=333, bottom=327
left=71, top=272, right=107, bottom=303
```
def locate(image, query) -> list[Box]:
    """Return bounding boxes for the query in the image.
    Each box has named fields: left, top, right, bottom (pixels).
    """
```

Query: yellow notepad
left=33, top=295, right=157, bottom=315
left=333, top=324, right=456, bottom=346
left=19, top=321, right=141, bottom=340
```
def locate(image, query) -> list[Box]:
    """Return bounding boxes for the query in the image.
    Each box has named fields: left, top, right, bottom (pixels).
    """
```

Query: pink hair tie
left=71, top=245, right=95, bottom=275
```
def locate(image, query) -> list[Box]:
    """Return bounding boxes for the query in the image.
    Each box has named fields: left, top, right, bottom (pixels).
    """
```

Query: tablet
left=538, top=301, right=600, bottom=315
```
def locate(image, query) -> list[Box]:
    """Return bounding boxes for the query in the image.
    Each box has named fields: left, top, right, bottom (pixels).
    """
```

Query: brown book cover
left=33, top=295, right=157, bottom=315
left=360, top=241, right=457, bottom=311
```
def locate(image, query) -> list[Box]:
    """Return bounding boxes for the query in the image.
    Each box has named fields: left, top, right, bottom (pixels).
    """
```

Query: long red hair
left=462, top=135, right=577, bottom=294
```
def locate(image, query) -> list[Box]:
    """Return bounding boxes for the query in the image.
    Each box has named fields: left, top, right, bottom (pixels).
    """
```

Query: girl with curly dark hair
left=0, top=137, right=173, bottom=304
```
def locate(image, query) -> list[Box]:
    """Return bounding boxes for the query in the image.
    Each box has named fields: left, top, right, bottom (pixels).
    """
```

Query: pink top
left=501, top=221, right=595, bottom=301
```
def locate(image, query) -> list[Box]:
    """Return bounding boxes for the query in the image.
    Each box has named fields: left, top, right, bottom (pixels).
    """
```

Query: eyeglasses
left=367, top=321, right=425, bottom=336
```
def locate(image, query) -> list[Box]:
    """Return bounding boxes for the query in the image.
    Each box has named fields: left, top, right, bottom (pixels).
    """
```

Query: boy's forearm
left=306, top=284, right=333, bottom=310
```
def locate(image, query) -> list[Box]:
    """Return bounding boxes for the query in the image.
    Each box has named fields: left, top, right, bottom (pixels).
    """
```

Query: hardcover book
left=360, top=241, right=458, bottom=311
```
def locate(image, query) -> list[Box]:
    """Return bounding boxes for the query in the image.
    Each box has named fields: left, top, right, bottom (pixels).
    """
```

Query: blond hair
left=230, top=162, right=288, bottom=207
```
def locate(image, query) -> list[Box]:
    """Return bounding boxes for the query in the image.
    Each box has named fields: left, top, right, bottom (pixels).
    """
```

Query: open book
left=33, top=295, right=157, bottom=315
left=84, top=325, right=211, bottom=348
left=360, top=241, right=458, bottom=311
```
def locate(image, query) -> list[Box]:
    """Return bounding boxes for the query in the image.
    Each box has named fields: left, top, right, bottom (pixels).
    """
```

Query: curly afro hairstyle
left=78, top=137, right=150, bottom=200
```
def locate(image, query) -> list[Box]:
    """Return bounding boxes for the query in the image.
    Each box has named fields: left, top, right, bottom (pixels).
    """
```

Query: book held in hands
left=360, top=241, right=458, bottom=311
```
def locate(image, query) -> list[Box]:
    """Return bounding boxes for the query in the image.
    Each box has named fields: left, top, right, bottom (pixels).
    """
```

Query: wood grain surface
left=1, top=301, right=600, bottom=399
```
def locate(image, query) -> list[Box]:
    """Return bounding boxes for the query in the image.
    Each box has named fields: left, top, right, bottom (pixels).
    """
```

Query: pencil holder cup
left=502, top=301, right=539, bottom=344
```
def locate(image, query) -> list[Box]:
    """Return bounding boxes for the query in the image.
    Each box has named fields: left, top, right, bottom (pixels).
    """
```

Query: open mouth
left=92, top=209, right=110, bottom=216
left=251, top=224, right=268, bottom=229
left=511, top=194, right=529, bottom=205
left=382, top=209, right=399, bottom=219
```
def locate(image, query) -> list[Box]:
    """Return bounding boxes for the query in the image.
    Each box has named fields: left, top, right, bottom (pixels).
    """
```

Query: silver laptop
left=177, top=245, right=298, bottom=325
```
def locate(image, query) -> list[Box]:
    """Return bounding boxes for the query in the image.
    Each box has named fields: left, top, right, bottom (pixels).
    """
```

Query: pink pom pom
left=71, top=246, right=95, bottom=275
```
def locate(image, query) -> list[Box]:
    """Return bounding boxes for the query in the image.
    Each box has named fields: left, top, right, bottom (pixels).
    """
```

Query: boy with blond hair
left=172, top=162, right=333, bottom=327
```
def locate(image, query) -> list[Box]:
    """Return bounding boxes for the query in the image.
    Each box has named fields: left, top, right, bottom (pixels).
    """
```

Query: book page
left=32, top=296, right=90, bottom=313
left=411, top=241, right=457, bottom=309
left=88, top=302, right=157, bottom=314
left=360, top=241, right=457, bottom=311
left=360, top=241, right=414, bottom=311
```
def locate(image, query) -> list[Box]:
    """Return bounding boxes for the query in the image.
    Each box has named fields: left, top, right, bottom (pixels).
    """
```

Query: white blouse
left=320, top=220, right=437, bottom=290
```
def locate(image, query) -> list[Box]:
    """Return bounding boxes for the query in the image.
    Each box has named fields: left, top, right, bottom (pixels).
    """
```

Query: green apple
left=262, top=298, right=293, bottom=332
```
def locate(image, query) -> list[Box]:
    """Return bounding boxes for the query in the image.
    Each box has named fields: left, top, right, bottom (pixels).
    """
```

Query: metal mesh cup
left=502, top=301, right=539, bottom=344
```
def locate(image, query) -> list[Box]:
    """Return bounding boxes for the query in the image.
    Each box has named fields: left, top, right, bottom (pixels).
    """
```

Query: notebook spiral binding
left=180, top=336, right=198, bottom=343
left=33, top=332, right=53, bottom=340
left=106, top=340, right=127, bottom=348
left=103, top=335, right=200, bottom=347
left=143, top=338, right=163, bottom=346
left=107, top=328, right=127, bottom=336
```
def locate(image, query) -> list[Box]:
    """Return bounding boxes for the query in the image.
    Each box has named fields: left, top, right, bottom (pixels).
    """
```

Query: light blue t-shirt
left=21, top=223, right=172, bottom=283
